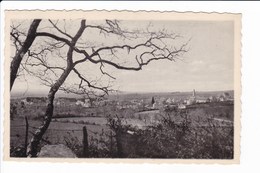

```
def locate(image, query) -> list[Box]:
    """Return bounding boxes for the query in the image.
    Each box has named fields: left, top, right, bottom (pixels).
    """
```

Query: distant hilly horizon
left=11, top=89, right=234, bottom=99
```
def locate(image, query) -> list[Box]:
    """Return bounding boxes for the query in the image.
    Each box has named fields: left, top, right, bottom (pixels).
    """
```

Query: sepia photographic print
left=4, top=10, right=241, bottom=163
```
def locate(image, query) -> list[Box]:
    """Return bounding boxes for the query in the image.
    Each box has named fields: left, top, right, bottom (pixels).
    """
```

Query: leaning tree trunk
left=10, top=19, right=41, bottom=90
left=28, top=20, right=86, bottom=157
left=28, top=67, right=72, bottom=157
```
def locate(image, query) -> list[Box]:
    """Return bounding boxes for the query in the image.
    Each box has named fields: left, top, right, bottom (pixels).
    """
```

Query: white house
left=178, top=104, right=186, bottom=109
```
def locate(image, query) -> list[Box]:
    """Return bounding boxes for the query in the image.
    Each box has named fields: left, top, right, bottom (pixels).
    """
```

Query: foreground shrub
left=45, top=111, right=234, bottom=159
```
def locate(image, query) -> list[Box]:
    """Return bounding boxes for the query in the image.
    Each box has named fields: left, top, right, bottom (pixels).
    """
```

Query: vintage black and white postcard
left=4, top=10, right=241, bottom=163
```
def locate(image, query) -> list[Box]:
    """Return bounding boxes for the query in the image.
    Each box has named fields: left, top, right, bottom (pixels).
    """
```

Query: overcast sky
left=11, top=20, right=234, bottom=95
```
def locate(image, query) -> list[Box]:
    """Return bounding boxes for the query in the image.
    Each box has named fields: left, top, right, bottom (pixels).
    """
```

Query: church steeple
left=192, top=89, right=196, bottom=97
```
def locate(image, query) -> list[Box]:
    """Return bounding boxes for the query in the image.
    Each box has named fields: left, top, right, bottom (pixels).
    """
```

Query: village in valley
left=11, top=89, right=234, bottom=131
left=14, top=89, right=234, bottom=113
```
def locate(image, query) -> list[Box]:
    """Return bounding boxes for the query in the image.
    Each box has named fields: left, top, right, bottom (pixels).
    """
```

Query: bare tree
left=10, top=19, right=41, bottom=90
left=11, top=19, right=189, bottom=157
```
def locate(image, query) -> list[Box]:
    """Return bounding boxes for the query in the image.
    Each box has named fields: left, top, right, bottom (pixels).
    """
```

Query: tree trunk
left=28, top=67, right=72, bottom=157
left=28, top=20, right=86, bottom=157
left=10, top=19, right=41, bottom=90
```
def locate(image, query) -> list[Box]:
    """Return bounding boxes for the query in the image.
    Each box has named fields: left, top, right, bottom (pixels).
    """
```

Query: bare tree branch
left=48, top=20, right=73, bottom=39
left=36, top=32, right=71, bottom=45
left=72, top=68, right=110, bottom=94
left=10, top=19, right=41, bottom=90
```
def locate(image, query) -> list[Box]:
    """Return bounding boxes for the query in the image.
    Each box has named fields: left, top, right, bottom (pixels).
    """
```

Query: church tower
left=190, top=89, right=196, bottom=102
left=192, top=89, right=196, bottom=97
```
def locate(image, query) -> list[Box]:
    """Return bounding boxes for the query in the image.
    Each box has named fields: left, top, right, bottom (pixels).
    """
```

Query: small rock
left=38, top=144, right=77, bottom=158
